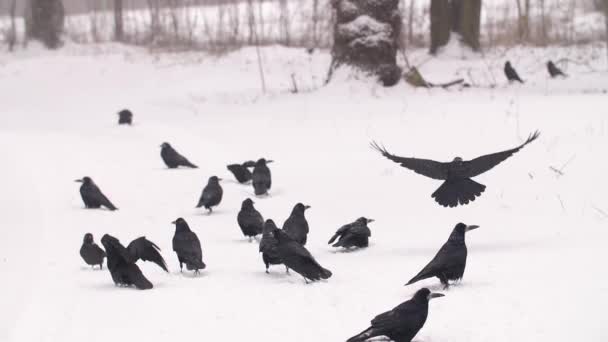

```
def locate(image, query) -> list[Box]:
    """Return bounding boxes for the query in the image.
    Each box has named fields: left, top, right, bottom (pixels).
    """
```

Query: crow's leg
left=285, top=266, right=290, bottom=275
left=439, top=273, right=450, bottom=290
left=265, top=263, right=270, bottom=274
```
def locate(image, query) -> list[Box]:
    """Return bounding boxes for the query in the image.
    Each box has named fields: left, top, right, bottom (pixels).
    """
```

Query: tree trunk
left=604, top=0, right=608, bottom=67
left=459, top=0, right=481, bottom=51
left=430, top=0, right=481, bottom=54
left=8, top=0, right=17, bottom=51
left=330, top=0, right=402, bottom=86
left=25, top=0, right=65, bottom=49
left=114, top=0, right=124, bottom=42
left=430, top=0, right=450, bottom=54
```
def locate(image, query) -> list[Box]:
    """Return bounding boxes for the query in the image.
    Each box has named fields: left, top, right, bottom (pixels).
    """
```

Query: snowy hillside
left=0, top=42, right=607, bottom=342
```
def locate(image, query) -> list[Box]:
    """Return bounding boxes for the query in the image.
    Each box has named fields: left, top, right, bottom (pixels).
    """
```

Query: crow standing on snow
left=547, top=60, right=567, bottom=78
left=259, top=220, right=284, bottom=273
left=504, top=61, right=524, bottom=83
left=75, top=177, right=118, bottom=211
left=346, top=288, right=444, bottom=342
left=252, top=158, right=273, bottom=196
left=172, top=218, right=206, bottom=273
left=328, top=217, right=374, bottom=249
left=227, top=160, right=256, bottom=184
left=117, top=109, right=133, bottom=125
left=196, top=176, right=223, bottom=213
left=406, top=223, right=479, bottom=289
left=101, top=234, right=168, bottom=290
left=371, top=130, right=540, bottom=207
left=283, top=203, right=311, bottom=245
left=160, top=142, right=198, bottom=169
left=237, top=198, right=264, bottom=241
left=80, top=233, right=106, bottom=269
left=273, top=229, right=332, bottom=283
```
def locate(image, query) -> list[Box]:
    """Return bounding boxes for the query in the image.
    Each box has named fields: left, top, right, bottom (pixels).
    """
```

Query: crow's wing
left=370, top=301, right=414, bottom=330
left=461, top=131, right=539, bottom=178
left=128, top=237, right=168, bottom=272
left=406, top=242, right=464, bottom=285
left=328, top=223, right=351, bottom=244
left=259, top=234, right=278, bottom=253
left=371, top=141, right=449, bottom=180
left=85, top=184, right=117, bottom=210
left=242, top=160, right=256, bottom=168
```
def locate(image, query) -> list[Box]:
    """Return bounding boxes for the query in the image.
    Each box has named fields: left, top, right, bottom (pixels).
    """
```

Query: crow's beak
left=267, top=160, right=274, bottom=164
left=466, top=225, right=480, bottom=232
left=217, top=178, right=223, bottom=181
left=304, top=205, right=311, bottom=210
left=367, top=218, right=375, bottom=223
left=74, top=179, right=83, bottom=183
left=171, top=220, right=176, bottom=224
left=428, top=293, right=445, bottom=300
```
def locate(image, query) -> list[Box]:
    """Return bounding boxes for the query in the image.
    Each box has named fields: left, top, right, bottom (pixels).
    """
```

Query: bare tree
left=114, top=0, right=124, bottom=42
left=604, top=0, right=608, bottom=66
left=25, top=0, right=65, bottom=49
left=8, top=0, right=17, bottom=51
left=515, top=0, right=530, bottom=42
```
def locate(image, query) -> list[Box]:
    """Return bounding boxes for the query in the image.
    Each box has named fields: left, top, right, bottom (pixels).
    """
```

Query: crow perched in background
left=328, top=217, right=374, bottom=249
left=227, top=160, right=256, bottom=184
left=160, top=142, right=198, bottom=169
left=371, top=130, right=540, bottom=207
left=117, top=109, right=133, bottom=125
left=347, top=288, right=444, bottom=342
left=283, top=203, right=311, bottom=245
left=252, top=158, right=273, bottom=196
left=75, top=177, right=118, bottom=211
left=101, top=234, right=168, bottom=290
left=80, top=233, right=106, bottom=269
left=504, top=61, right=524, bottom=83
left=237, top=198, right=264, bottom=241
left=172, top=218, right=206, bottom=273
left=547, top=60, right=567, bottom=78
left=273, top=229, right=332, bottom=283
left=259, top=220, right=283, bottom=273
left=196, top=176, right=223, bottom=213
left=406, top=223, right=479, bottom=289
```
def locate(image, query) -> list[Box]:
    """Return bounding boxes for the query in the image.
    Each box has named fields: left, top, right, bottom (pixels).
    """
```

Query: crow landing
left=547, top=60, right=567, bottom=78
left=504, top=61, right=524, bottom=83
left=328, top=217, right=374, bottom=249
left=172, top=218, right=206, bottom=273
left=347, top=288, right=444, bottom=342
left=80, top=233, right=106, bottom=269
left=75, top=177, right=118, bottom=211
left=406, top=223, right=479, bottom=289
left=101, top=234, right=168, bottom=290
left=227, top=160, right=256, bottom=184
left=371, top=130, right=540, bottom=207
left=160, top=142, right=198, bottom=169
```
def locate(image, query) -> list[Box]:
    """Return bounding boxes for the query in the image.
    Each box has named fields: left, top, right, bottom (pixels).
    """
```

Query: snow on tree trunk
left=330, top=0, right=402, bottom=86
left=25, top=0, right=65, bottom=49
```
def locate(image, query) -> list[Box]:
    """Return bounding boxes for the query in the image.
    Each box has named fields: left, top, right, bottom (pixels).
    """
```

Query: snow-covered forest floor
left=0, top=42, right=607, bottom=342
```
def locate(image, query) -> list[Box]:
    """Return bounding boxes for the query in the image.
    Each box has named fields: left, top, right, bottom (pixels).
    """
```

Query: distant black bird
left=371, top=130, right=540, bottom=207
left=504, top=61, right=524, bottom=83
left=101, top=234, right=168, bottom=290
left=283, top=203, right=311, bottom=245
left=252, top=158, right=273, bottom=196
left=273, top=229, right=332, bottom=283
left=547, top=60, right=567, bottom=78
left=160, top=142, right=198, bottom=169
left=406, top=223, right=479, bottom=289
left=328, top=217, right=374, bottom=249
left=172, top=218, right=206, bottom=273
left=75, top=177, right=118, bottom=211
left=196, top=176, right=223, bottom=213
left=347, top=288, right=444, bottom=342
left=80, top=233, right=106, bottom=269
left=227, top=160, right=256, bottom=184
left=259, top=219, right=284, bottom=273
left=117, top=109, right=133, bottom=125
left=237, top=198, right=264, bottom=241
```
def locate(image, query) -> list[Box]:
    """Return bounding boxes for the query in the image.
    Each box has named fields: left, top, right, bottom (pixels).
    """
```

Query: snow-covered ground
left=0, top=42, right=607, bottom=342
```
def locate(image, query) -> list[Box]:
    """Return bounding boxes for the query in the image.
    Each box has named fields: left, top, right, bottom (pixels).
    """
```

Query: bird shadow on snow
left=328, top=247, right=368, bottom=254
left=406, top=280, right=493, bottom=293
left=174, top=271, right=209, bottom=279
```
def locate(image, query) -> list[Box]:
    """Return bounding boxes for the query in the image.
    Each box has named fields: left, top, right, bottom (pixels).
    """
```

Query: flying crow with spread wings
left=101, top=234, right=168, bottom=290
left=371, top=131, right=539, bottom=207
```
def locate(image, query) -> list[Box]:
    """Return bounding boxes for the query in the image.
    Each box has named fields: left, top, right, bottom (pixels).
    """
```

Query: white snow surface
left=1, top=42, right=607, bottom=342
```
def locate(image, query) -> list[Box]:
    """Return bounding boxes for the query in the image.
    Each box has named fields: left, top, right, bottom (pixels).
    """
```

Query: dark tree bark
left=114, top=0, right=124, bottom=42
left=330, top=0, right=402, bottom=86
left=430, top=0, right=450, bottom=54
left=25, top=0, right=65, bottom=49
left=459, top=0, right=481, bottom=51
left=430, top=0, right=481, bottom=54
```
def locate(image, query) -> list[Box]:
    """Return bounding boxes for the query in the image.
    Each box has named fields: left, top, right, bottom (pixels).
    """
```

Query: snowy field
left=1, top=42, right=607, bottom=342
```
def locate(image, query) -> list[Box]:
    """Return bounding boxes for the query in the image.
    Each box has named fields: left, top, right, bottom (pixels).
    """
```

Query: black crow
left=80, top=233, right=106, bottom=269
left=504, top=61, right=524, bottom=83
left=371, top=130, right=540, bottom=207
left=259, top=220, right=284, bottom=273
left=172, top=218, right=206, bottom=273
left=273, top=229, right=332, bottom=283
left=328, top=217, right=374, bottom=249
left=101, top=234, right=168, bottom=290
left=117, top=109, right=133, bottom=125
left=160, top=142, right=198, bottom=169
left=283, top=203, right=311, bottom=245
left=347, top=288, right=444, bottom=342
left=252, top=158, right=273, bottom=196
left=196, top=176, right=223, bottom=213
left=406, top=223, right=479, bottom=289
left=227, top=160, right=256, bottom=184
left=547, top=60, right=567, bottom=78
left=75, top=177, right=118, bottom=211
left=237, top=198, right=264, bottom=241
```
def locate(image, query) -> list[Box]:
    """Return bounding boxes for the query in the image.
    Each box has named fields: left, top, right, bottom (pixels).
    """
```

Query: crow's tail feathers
left=184, top=160, right=198, bottom=168
left=320, top=267, right=332, bottom=280
left=346, top=327, right=378, bottom=342
left=186, top=259, right=206, bottom=271
left=127, top=265, right=154, bottom=290
left=432, top=178, right=486, bottom=208
left=327, top=233, right=340, bottom=245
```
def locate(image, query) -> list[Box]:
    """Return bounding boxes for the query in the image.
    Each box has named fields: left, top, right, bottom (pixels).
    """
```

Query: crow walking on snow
left=547, top=60, right=567, bottom=78
left=504, top=61, right=524, bottom=83
left=273, top=229, right=332, bottom=283
left=237, top=198, right=264, bottom=241
left=328, top=217, right=374, bottom=249
left=75, top=177, right=118, bottom=211
left=259, top=220, right=284, bottom=273
left=283, top=203, right=311, bottom=245
left=252, top=158, right=273, bottom=196
left=160, top=142, right=198, bottom=169
left=80, top=233, right=106, bottom=269
left=196, top=176, right=223, bottom=213
left=172, top=218, right=206, bottom=273
left=117, top=109, right=133, bottom=125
